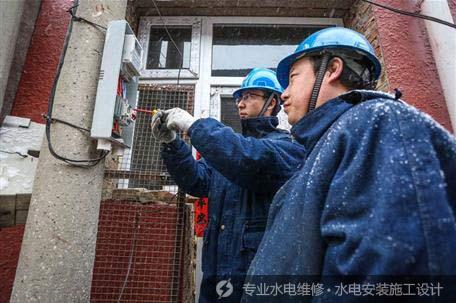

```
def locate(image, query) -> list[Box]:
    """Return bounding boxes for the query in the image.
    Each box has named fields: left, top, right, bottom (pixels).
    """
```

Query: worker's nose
left=281, top=87, right=290, bottom=102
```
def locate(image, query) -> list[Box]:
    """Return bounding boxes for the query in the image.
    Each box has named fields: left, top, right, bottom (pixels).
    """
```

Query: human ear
left=268, top=98, right=277, bottom=110
left=326, top=57, right=344, bottom=83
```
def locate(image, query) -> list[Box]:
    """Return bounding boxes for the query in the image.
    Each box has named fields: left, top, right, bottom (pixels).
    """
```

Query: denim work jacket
left=244, top=90, right=456, bottom=302
left=161, top=116, right=306, bottom=302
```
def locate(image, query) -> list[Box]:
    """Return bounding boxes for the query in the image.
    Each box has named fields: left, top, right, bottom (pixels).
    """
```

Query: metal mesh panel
left=106, top=85, right=194, bottom=191
left=92, top=85, right=195, bottom=303
left=91, top=198, right=191, bottom=303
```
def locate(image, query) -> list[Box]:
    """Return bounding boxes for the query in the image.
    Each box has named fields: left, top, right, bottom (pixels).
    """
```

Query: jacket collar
left=241, top=116, right=279, bottom=138
left=290, top=90, right=397, bottom=151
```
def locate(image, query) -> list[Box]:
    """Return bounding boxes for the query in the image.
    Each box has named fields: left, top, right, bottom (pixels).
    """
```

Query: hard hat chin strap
left=258, top=93, right=276, bottom=117
left=307, top=52, right=331, bottom=114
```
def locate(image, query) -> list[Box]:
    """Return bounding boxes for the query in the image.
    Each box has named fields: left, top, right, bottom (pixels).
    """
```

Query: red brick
left=0, top=225, right=25, bottom=303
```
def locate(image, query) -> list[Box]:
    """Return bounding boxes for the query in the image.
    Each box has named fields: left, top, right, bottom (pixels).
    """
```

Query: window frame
left=138, top=16, right=202, bottom=79
left=138, top=16, right=343, bottom=121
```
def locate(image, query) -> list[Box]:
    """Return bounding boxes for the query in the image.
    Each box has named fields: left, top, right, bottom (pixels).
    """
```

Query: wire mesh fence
left=104, top=84, right=194, bottom=193
left=91, top=85, right=195, bottom=303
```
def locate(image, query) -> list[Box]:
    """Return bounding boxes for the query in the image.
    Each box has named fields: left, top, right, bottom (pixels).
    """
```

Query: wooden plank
left=136, top=7, right=347, bottom=18
left=104, top=169, right=172, bottom=181
left=135, top=0, right=354, bottom=9
left=0, top=195, right=16, bottom=227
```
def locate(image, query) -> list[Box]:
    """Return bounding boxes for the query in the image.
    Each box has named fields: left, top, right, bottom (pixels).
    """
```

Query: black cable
left=67, top=4, right=107, bottom=31
left=151, top=0, right=184, bottom=86
left=43, top=114, right=91, bottom=133
left=45, top=0, right=108, bottom=168
left=360, top=0, right=456, bottom=29
left=0, top=150, right=28, bottom=158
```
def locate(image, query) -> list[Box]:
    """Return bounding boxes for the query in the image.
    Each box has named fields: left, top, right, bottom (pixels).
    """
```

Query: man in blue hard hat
left=243, top=27, right=456, bottom=301
left=150, top=68, right=306, bottom=302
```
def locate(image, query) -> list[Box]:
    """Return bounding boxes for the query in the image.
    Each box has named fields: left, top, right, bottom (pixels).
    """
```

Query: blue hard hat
left=233, top=68, right=284, bottom=99
left=276, top=27, right=382, bottom=88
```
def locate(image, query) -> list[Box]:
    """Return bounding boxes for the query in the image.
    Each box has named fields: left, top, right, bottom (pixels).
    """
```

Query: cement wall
left=11, top=0, right=128, bottom=301
left=0, top=0, right=25, bottom=122
left=0, top=117, right=45, bottom=196
left=0, top=0, right=41, bottom=125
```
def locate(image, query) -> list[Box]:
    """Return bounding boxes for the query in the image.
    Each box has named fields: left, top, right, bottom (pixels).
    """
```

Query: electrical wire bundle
left=44, top=0, right=108, bottom=168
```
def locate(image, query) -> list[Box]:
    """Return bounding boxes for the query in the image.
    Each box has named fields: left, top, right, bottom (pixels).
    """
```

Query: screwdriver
left=134, top=108, right=158, bottom=115
left=134, top=108, right=167, bottom=123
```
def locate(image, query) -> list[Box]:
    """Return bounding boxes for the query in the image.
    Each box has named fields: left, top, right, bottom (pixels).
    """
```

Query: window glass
left=212, top=25, right=327, bottom=77
left=221, top=97, right=242, bottom=133
left=147, top=26, right=192, bottom=69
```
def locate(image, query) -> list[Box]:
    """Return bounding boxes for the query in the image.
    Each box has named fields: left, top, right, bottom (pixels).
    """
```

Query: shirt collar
left=290, top=90, right=396, bottom=150
left=241, top=116, right=279, bottom=138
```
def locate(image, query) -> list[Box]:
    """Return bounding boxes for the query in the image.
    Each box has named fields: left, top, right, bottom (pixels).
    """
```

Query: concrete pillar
left=0, top=0, right=25, bottom=119
left=11, top=1, right=127, bottom=302
left=421, top=0, right=456, bottom=132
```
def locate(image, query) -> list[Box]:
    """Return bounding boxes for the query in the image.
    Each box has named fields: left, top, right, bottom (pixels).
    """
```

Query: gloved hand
left=164, top=108, right=197, bottom=132
left=151, top=110, right=176, bottom=143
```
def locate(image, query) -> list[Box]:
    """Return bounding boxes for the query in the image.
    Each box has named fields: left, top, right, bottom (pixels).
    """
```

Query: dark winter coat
left=244, top=90, right=456, bottom=302
left=161, top=116, right=306, bottom=302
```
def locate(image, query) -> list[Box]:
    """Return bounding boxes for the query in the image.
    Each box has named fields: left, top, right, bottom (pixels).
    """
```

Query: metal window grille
left=92, top=85, right=195, bottom=303
left=220, top=96, right=242, bottom=133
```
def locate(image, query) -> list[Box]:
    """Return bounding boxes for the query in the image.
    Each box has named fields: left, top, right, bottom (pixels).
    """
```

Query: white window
left=138, top=16, right=343, bottom=129
left=138, top=17, right=201, bottom=79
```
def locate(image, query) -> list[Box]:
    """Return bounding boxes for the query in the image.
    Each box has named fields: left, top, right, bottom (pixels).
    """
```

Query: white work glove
left=164, top=108, right=197, bottom=133
left=151, top=110, right=176, bottom=143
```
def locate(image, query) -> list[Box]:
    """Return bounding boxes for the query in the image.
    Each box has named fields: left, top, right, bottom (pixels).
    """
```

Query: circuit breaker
left=91, top=20, right=142, bottom=150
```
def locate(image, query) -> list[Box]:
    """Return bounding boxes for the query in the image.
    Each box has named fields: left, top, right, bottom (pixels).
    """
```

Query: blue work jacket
left=244, top=90, right=456, bottom=302
left=161, top=116, right=306, bottom=302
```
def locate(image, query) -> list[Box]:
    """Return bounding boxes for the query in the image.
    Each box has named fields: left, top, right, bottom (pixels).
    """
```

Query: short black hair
left=263, top=91, right=281, bottom=116
left=308, top=51, right=377, bottom=90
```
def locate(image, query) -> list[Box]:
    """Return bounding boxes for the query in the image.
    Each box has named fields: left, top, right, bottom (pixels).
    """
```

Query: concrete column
left=0, top=0, right=25, bottom=118
left=11, top=1, right=127, bottom=302
left=421, top=0, right=456, bottom=132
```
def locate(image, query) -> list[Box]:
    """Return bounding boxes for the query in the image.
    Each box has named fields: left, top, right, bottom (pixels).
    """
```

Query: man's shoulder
left=337, top=95, right=434, bottom=128
left=262, top=129, right=294, bottom=143
left=331, top=95, right=454, bottom=146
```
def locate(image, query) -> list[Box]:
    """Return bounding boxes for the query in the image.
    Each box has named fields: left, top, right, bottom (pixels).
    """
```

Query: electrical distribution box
left=91, top=20, right=142, bottom=149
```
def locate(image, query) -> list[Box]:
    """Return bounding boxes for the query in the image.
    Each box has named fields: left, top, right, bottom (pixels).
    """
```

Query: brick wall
left=0, top=225, right=25, bottom=303
left=11, top=0, right=73, bottom=123
left=5, top=1, right=195, bottom=300
left=372, top=0, right=452, bottom=131
left=126, top=0, right=139, bottom=34
left=449, top=0, right=456, bottom=22
left=343, top=0, right=390, bottom=92
left=1, top=1, right=72, bottom=301
left=91, top=200, right=193, bottom=302
left=344, top=0, right=452, bottom=131
left=0, top=198, right=193, bottom=303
